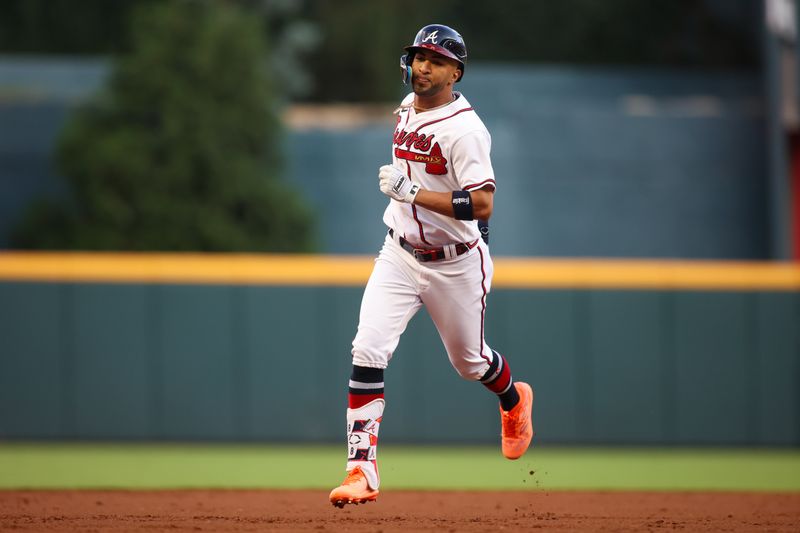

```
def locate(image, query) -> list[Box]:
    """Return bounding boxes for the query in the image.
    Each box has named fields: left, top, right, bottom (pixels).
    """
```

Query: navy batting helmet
left=400, top=24, right=467, bottom=84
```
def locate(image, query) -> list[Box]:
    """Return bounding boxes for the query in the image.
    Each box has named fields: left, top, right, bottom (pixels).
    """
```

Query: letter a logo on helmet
left=400, top=24, right=467, bottom=84
left=422, top=30, right=439, bottom=44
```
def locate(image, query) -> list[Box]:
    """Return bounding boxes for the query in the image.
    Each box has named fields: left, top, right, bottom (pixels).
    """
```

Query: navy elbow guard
left=451, top=191, right=474, bottom=220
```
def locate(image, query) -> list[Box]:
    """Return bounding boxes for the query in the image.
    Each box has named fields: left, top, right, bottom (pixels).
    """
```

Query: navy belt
left=389, top=229, right=473, bottom=262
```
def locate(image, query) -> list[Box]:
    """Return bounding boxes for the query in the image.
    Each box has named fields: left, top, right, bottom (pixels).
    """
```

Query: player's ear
left=450, top=67, right=460, bottom=84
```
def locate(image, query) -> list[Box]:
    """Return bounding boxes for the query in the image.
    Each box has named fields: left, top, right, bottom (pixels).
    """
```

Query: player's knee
left=451, top=358, right=485, bottom=381
left=351, top=346, right=390, bottom=369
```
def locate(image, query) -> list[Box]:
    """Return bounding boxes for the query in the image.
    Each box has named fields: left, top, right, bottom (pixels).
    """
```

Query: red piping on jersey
left=411, top=205, right=430, bottom=244
left=406, top=160, right=430, bottom=244
left=414, top=107, right=474, bottom=133
left=478, top=245, right=490, bottom=364
left=464, top=179, right=496, bottom=191
left=401, top=107, right=412, bottom=129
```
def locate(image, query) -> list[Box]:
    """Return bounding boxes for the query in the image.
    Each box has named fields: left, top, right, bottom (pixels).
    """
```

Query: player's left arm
left=414, top=187, right=493, bottom=220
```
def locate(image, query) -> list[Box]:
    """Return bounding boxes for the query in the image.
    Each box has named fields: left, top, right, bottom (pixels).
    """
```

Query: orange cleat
left=329, top=467, right=379, bottom=508
left=500, top=382, right=534, bottom=460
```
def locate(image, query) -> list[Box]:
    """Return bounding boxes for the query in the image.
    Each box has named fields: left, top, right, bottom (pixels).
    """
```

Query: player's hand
left=379, top=165, right=420, bottom=203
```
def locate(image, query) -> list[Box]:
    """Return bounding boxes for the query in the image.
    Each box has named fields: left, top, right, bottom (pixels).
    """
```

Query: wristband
left=407, top=183, right=420, bottom=203
left=451, top=190, right=474, bottom=220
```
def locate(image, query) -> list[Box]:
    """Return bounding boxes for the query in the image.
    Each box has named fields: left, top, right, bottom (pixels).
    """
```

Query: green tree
left=302, top=0, right=758, bottom=102
left=12, top=0, right=315, bottom=252
left=0, top=0, right=149, bottom=54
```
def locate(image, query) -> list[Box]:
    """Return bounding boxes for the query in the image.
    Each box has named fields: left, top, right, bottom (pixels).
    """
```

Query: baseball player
left=329, top=23, right=534, bottom=508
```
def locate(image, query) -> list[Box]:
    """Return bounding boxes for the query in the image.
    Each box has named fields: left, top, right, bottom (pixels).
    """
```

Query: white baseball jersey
left=383, top=91, right=495, bottom=247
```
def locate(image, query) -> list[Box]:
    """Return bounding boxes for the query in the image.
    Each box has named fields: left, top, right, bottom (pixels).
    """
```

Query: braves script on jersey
left=384, top=91, right=496, bottom=247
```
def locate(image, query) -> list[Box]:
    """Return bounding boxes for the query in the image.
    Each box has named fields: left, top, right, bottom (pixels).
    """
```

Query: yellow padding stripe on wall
left=0, top=252, right=799, bottom=290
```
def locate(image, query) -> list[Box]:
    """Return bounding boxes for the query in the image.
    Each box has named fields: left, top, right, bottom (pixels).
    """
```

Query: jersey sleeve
left=450, top=129, right=496, bottom=192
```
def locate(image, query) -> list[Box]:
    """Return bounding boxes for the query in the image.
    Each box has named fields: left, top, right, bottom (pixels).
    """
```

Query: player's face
left=411, top=50, right=460, bottom=97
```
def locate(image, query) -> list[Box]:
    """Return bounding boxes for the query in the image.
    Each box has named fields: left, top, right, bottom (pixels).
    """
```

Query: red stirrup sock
left=348, top=365, right=385, bottom=408
left=480, top=350, right=520, bottom=411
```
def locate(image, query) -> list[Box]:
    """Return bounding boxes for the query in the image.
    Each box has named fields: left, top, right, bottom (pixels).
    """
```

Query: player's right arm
left=378, top=164, right=493, bottom=220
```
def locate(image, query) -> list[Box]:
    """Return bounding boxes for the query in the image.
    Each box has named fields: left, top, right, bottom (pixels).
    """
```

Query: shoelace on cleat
left=341, top=468, right=364, bottom=486
left=501, top=401, right=528, bottom=438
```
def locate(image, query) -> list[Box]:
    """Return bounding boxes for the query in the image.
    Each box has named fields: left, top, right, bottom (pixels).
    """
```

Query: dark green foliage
left=447, top=0, right=759, bottom=65
left=0, top=1, right=760, bottom=104
left=12, top=0, right=315, bottom=252
left=0, top=0, right=144, bottom=54
left=302, top=0, right=760, bottom=102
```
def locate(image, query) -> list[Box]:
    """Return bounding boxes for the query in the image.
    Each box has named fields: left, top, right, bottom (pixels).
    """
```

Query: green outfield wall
left=1, top=254, right=798, bottom=446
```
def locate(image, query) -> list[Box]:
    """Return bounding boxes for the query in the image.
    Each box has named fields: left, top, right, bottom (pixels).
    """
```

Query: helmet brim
left=404, top=43, right=463, bottom=65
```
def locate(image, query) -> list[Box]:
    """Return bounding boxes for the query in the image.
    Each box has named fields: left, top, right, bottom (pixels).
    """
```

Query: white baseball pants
left=351, top=231, right=495, bottom=380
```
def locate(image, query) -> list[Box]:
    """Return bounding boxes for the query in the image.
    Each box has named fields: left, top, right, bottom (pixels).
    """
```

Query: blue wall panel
left=313, top=288, right=364, bottom=439
left=244, top=286, right=320, bottom=440
left=243, top=287, right=361, bottom=441
left=158, top=285, right=238, bottom=440
left=587, top=291, right=666, bottom=443
left=70, top=284, right=152, bottom=438
left=489, top=290, right=582, bottom=443
left=755, top=292, right=800, bottom=444
left=673, top=293, right=752, bottom=444
left=0, top=283, right=64, bottom=437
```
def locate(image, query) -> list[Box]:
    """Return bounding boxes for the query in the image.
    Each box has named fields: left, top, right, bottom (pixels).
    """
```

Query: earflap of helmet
left=400, top=52, right=413, bottom=84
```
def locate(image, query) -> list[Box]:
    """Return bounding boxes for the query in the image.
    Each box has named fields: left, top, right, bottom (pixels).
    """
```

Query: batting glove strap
left=405, top=183, right=420, bottom=203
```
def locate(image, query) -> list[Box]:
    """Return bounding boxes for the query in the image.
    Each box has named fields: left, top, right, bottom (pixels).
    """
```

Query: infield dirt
left=1, top=489, right=798, bottom=531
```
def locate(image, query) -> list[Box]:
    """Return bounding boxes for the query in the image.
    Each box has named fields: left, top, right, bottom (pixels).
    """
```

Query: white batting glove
left=379, top=164, right=419, bottom=203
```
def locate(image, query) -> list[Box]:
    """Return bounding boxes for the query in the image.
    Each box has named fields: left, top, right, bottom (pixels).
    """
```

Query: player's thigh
left=357, top=254, right=420, bottom=328
left=352, top=250, right=423, bottom=366
left=422, top=246, right=494, bottom=377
